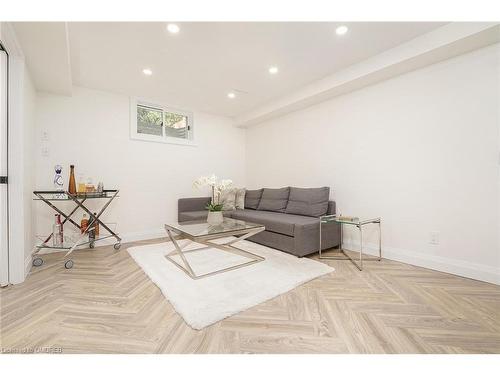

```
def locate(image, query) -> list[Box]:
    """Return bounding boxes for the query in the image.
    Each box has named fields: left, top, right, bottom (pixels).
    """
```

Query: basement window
left=130, top=98, right=195, bottom=146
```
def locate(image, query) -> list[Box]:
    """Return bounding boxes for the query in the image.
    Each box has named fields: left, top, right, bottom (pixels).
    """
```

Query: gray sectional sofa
left=178, top=187, right=341, bottom=257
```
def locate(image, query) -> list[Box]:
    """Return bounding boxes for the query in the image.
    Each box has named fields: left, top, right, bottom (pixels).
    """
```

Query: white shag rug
left=127, top=238, right=334, bottom=330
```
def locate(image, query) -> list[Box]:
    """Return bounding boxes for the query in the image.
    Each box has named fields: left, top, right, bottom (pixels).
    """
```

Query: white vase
left=207, top=211, right=223, bottom=225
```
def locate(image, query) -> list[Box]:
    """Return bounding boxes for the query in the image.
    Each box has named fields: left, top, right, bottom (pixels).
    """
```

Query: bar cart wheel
left=64, top=260, right=74, bottom=269
left=114, top=242, right=121, bottom=250
left=89, top=241, right=95, bottom=249
left=33, top=258, right=44, bottom=267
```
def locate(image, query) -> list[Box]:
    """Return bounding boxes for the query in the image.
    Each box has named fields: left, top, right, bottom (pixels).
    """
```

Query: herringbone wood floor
left=1, top=238, right=500, bottom=354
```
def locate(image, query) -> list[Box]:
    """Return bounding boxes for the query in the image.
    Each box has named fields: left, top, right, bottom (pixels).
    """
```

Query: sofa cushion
left=220, top=188, right=237, bottom=210
left=257, top=187, right=290, bottom=212
left=244, top=189, right=263, bottom=210
left=235, top=188, right=246, bottom=209
left=285, top=187, right=330, bottom=217
left=231, top=209, right=318, bottom=237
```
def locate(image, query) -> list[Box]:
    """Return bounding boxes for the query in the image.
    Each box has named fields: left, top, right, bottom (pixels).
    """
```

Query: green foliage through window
left=137, top=104, right=190, bottom=139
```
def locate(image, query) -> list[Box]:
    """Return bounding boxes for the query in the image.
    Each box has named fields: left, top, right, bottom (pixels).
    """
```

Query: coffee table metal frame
left=164, top=222, right=265, bottom=280
left=319, top=215, right=381, bottom=270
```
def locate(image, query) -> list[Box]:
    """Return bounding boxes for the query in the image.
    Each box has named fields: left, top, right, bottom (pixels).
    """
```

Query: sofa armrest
left=327, top=200, right=336, bottom=215
left=178, top=197, right=211, bottom=213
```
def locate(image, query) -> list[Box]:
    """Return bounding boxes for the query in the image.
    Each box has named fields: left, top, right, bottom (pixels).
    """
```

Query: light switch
left=429, top=231, right=440, bottom=245
left=41, top=146, right=50, bottom=157
left=41, top=130, right=49, bottom=141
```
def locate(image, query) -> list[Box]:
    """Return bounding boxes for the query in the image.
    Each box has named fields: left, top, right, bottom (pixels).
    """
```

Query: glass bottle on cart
left=68, top=165, right=76, bottom=195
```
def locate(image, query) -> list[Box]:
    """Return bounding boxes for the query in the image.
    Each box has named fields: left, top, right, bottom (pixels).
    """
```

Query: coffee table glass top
left=321, top=215, right=381, bottom=225
left=165, top=218, right=264, bottom=237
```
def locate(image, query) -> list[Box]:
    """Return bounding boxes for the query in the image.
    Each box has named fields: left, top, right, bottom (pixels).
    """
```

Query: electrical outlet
left=429, top=231, right=440, bottom=245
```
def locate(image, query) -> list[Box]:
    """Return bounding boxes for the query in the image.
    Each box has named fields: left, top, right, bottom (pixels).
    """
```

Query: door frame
left=0, top=22, right=30, bottom=284
left=0, top=45, right=8, bottom=286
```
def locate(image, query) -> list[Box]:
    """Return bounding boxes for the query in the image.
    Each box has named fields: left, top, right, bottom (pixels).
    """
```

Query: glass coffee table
left=319, top=215, right=381, bottom=270
left=164, top=218, right=265, bottom=279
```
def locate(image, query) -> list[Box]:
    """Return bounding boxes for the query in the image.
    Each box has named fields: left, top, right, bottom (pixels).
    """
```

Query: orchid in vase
left=193, top=175, right=233, bottom=223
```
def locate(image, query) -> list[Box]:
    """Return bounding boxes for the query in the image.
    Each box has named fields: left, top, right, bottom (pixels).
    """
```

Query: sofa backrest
left=244, top=189, right=263, bottom=209
left=285, top=187, right=330, bottom=217
left=244, top=186, right=331, bottom=217
left=256, top=187, right=290, bottom=213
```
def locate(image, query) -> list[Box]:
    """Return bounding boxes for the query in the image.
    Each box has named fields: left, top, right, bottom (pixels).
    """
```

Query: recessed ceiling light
left=268, top=66, right=279, bottom=74
left=227, top=92, right=236, bottom=99
left=167, top=24, right=180, bottom=34
left=142, top=68, right=152, bottom=76
left=335, top=25, right=348, bottom=36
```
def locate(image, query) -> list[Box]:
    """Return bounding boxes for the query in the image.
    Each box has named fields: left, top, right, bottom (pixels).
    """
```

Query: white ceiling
left=14, top=22, right=447, bottom=117
left=12, top=22, right=72, bottom=95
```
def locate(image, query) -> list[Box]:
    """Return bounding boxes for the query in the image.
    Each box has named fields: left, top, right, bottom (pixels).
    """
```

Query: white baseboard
left=341, top=239, right=500, bottom=286
left=25, top=252, right=33, bottom=278
left=97, top=228, right=166, bottom=246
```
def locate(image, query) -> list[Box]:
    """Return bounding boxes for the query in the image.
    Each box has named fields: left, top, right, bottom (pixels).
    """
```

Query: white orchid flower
left=193, top=175, right=234, bottom=204
left=207, top=174, right=217, bottom=186
left=219, top=179, right=233, bottom=189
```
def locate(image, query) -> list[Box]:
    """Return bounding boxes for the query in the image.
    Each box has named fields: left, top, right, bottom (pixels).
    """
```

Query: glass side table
left=319, top=215, right=381, bottom=270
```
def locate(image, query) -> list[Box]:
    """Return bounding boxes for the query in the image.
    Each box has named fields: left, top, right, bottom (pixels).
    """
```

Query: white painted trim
left=7, top=54, right=27, bottom=284
left=0, top=50, right=8, bottom=286
left=341, top=239, right=500, bottom=286
left=25, top=251, right=33, bottom=276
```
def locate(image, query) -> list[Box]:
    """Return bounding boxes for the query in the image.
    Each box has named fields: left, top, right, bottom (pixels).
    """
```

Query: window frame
left=130, top=97, right=196, bottom=146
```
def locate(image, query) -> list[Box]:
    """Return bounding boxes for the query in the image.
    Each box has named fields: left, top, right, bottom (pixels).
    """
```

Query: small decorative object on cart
left=93, top=212, right=100, bottom=236
left=68, top=165, right=77, bottom=195
left=193, top=174, right=233, bottom=225
left=97, top=182, right=104, bottom=193
left=80, top=213, right=89, bottom=234
left=53, top=165, right=64, bottom=199
left=77, top=173, right=86, bottom=194
left=89, top=219, right=96, bottom=243
left=52, top=214, right=63, bottom=246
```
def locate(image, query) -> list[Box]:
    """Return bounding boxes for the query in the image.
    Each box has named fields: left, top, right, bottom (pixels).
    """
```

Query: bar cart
left=32, top=189, right=121, bottom=269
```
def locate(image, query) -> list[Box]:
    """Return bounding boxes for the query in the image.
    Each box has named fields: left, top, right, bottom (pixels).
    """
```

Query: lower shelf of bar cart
left=32, top=229, right=120, bottom=269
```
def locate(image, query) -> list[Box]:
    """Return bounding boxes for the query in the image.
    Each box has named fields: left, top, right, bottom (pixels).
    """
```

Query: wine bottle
left=53, top=214, right=62, bottom=247
left=93, top=212, right=99, bottom=237
left=81, top=213, right=89, bottom=234
left=56, top=214, right=64, bottom=244
left=68, top=165, right=76, bottom=195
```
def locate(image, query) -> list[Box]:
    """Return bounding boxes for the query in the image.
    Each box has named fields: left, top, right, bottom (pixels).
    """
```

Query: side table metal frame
left=319, top=216, right=382, bottom=270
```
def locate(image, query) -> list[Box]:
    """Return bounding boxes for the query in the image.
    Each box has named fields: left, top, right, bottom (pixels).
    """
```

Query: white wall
left=246, top=44, right=500, bottom=284
left=35, top=86, right=245, bottom=246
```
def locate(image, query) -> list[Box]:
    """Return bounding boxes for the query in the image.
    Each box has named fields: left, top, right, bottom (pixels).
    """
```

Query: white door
left=0, top=49, right=8, bottom=286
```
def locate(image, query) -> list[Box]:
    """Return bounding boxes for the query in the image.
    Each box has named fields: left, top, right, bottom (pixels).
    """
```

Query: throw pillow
left=257, top=187, right=290, bottom=212
left=285, top=187, right=330, bottom=217
left=244, top=189, right=263, bottom=210
left=235, top=188, right=246, bottom=209
left=219, top=188, right=237, bottom=211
